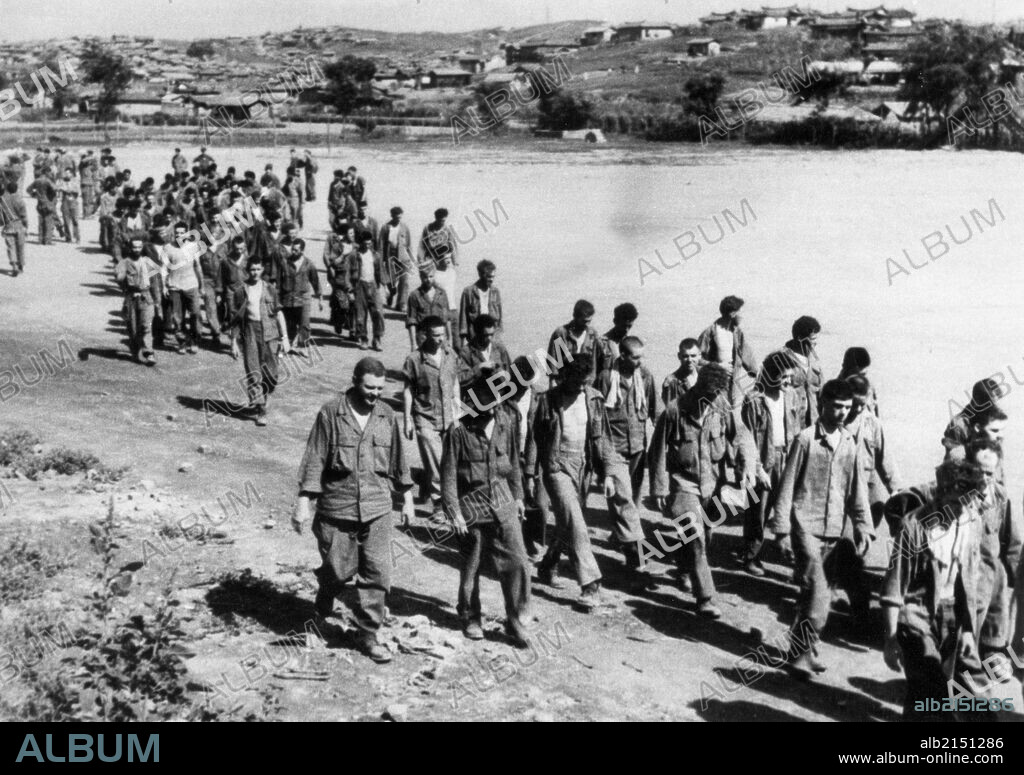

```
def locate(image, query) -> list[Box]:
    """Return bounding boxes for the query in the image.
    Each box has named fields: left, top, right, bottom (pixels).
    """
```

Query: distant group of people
left=5, top=141, right=1022, bottom=720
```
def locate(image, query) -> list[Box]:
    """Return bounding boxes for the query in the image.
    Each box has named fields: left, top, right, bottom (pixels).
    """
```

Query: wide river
left=94, top=141, right=1024, bottom=501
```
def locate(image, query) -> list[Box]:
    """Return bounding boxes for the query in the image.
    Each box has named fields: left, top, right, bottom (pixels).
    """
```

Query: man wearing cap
left=378, top=206, right=413, bottom=312
left=295, top=357, right=415, bottom=662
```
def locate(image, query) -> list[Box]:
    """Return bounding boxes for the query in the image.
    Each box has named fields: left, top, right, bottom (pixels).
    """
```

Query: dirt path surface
left=2, top=144, right=1022, bottom=722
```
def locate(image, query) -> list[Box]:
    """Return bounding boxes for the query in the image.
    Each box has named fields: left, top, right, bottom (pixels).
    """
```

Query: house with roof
left=612, top=21, right=676, bottom=43
left=505, top=35, right=581, bottom=65
left=810, top=15, right=865, bottom=40
left=699, top=11, right=738, bottom=28
left=687, top=38, right=721, bottom=57
left=580, top=25, right=614, bottom=46
left=420, top=68, right=473, bottom=89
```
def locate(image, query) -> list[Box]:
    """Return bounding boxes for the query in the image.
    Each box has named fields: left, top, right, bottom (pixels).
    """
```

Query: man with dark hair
left=457, top=313, right=511, bottom=391
left=837, top=347, right=877, bottom=415
left=406, top=262, right=451, bottom=350
left=403, top=315, right=459, bottom=522
left=944, top=378, right=1008, bottom=458
left=379, top=205, right=413, bottom=311
left=350, top=231, right=385, bottom=351
left=882, top=459, right=989, bottom=720
left=303, top=149, right=318, bottom=202
left=443, top=376, right=531, bottom=646
left=193, top=146, right=214, bottom=175
left=346, top=165, right=366, bottom=206
left=220, top=235, right=249, bottom=359
left=458, top=259, right=502, bottom=351
left=295, top=357, right=415, bottom=663
left=279, top=237, right=321, bottom=355
left=738, top=351, right=801, bottom=575
left=594, top=334, right=660, bottom=584
left=598, top=302, right=638, bottom=373
left=783, top=315, right=823, bottom=429
left=79, top=150, right=99, bottom=217
left=509, top=354, right=551, bottom=562
left=697, top=295, right=758, bottom=410
left=528, top=353, right=609, bottom=610
left=114, top=236, right=162, bottom=365
left=26, top=170, right=59, bottom=245
left=419, top=207, right=459, bottom=318
left=846, top=374, right=902, bottom=533
left=323, top=218, right=355, bottom=340
left=548, top=299, right=601, bottom=386
left=226, top=255, right=290, bottom=426
left=662, top=337, right=704, bottom=406
left=650, top=363, right=746, bottom=619
left=163, top=222, right=205, bottom=354
left=1, top=181, right=28, bottom=276
left=771, top=378, right=872, bottom=677
left=171, top=147, right=188, bottom=176
left=56, top=169, right=80, bottom=244
left=946, top=406, right=1008, bottom=483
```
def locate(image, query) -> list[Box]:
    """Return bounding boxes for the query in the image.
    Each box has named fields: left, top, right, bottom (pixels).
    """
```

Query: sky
left=0, top=0, right=1019, bottom=42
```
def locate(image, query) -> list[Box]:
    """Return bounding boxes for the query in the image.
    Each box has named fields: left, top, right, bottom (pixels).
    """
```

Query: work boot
left=537, top=562, right=562, bottom=589
left=314, top=586, right=334, bottom=619
left=577, top=581, right=602, bottom=612
left=355, top=633, right=392, bottom=663
left=504, top=619, right=531, bottom=649
left=742, top=557, right=766, bottom=577
left=696, top=598, right=722, bottom=619
left=462, top=619, right=484, bottom=641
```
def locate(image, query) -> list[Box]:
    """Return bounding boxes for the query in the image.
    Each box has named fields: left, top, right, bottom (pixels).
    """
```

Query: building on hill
left=612, top=21, right=676, bottom=43
left=580, top=26, right=614, bottom=46
left=862, top=59, right=903, bottom=85
left=421, top=68, right=473, bottom=89
left=699, top=12, right=738, bottom=28
left=505, top=36, right=581, bottom=65
left=687, top=38, right=721, bottom=57
left=810, top=15, right=865, bottom=40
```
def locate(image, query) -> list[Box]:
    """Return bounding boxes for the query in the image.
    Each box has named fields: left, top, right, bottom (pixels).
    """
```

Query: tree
left=790, top=68, right=849, bottom=108
left=186, top=41, right=216, bottom=60
left=38, top=50, right=78, bottom=118
left=537, top=87, right=594, bottom=131
left=323, top=56, right=376, bottom=113
left=900, top=24, right=1005, bottom=136
left=682, top=73, right=725, bottom=117
left=80, top=41, right=132, bottom=123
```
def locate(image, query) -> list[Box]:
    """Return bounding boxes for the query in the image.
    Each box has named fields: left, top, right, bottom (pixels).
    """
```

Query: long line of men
left=5, top=142, right=1022, bottom=719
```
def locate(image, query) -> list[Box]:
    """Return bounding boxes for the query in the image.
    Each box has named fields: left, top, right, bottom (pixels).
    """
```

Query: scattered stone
left=382, top=703, right=408, bottom=722
left=197, top=444, right=212, bottom=454
left=263, top=519, right=276, bottom=530
left=178, top=463, right=193, bottom=473
left=166, top=414, right=176, bottom=422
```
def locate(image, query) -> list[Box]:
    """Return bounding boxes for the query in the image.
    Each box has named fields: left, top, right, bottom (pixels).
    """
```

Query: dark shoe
left=505, top=620, right=531, bottom=649
left=537, top=563, right=562, bottom=589
left=577, top=581, right=602, bottom=611
left=187, top=345, right=198, bottom=354
left=356, top=634, right=392, bottom=663
left=176, top=344, right=186, bottom=354
left=742, top=558, right=766, bottom=577
left=463, top=620, right=484, bottom=640
left=358, top=342, right=368, bottom=350
left=630, top=570, right=659, bottom=592
left=696, top=599, right=722, bottom=619
left=314, top=587, right=334, bottom=619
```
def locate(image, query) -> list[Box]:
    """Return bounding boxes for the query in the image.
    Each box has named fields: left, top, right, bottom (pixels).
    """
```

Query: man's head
left=618, top=335, right=644, bottom=373
left=845, top=374, right=872, bottom=419
left=418, top=315, right=447, bottom=353
left=934, top=458, right=987, bottom=517
left=966, top=438, right=1001, bottom=499
left=559, top=353, right=593, bottom=394
left=246, top=257, right=264, bottom=282
left=841, top=347, right=871, bottom=376
left=473, top=314, right=498, bottom=348
left=612, top=303, right=638, bottom=334
left=418, top=262, right=435, bottom=286
left=760, top=350, right=797, bottom=392
left=791, top=316, right=821, bottom=351
left=570, top=299, right=595, bottom=331
left=694, top=363, right=731, bottom=403
left=970, top=377, right=1009, bottom=412
left=719, top=295, right=744, bottom=327
left=357, top=231, right=373, bottom=250
left=390, top=205, right=403, bottom=222
left=172, top=221, right=189, bottom=244
left=819, top=379, right=853, bottom=430
left=229, top=235, right=247, bottom=258
left=476, top=259, right=496, bottom=288
left=970, top=406, right=1008, bottom=445
left=352, top=357, right=386, bottom=407
left=5, top=182, right=17, bottom=195
left=678, top=337, right=701, bottom=372
left=290, top=237, right=306, bottom=256
left=127, top=237, right=144, bottom=257
left=433, top=207, right=448, bottom=223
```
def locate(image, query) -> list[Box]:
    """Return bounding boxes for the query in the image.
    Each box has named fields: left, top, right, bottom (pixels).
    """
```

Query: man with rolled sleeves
left=457, top=259, right=502, bottom=350
left=294, top=357, right=415, bottom=663
left=114, top=236, right=162, bottom=365
left=593, top=335, right=660, bottom=585
left=443, top=376, right=532, bottom=646
left=770, top=379, right=872, bottom=677
left=56, top=170, right=80, bottom=244
left=406, top=262, right=451, bottom=350
left=403, top=315, right=459, bottom=522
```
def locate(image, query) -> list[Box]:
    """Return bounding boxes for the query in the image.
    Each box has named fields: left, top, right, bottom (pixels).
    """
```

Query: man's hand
left=451, top=511, right=468, bottom=537
left=654, top=495, right=666, bottom=512
left=883, top=634, right=903, bottom=672
left=280, top=339, right=291, bottom=355
left=603, top=477, right=615, bottom=499
left=515, top=499, right=525, bottom=520
left=524, top=477, right=535, bottom=503
left=775, top=534, right=793, bottom=564
left=756, top=469, right=772, bottom=489
left=400, top=500, right=415, bottom=527
left=403, top=415, right=415, bottom=441
left=292, top=498, right=310, bottom=535
left=855, top=531, right=871, bottom=558
left=960, top=631, right=977, bottom=660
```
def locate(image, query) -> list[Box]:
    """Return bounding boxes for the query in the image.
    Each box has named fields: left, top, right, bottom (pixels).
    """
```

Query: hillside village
left=2, top=6, right=1024, bottom=142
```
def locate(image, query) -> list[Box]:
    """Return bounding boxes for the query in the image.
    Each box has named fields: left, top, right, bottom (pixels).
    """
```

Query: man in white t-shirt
left=163, top=221, right=204, bottom=354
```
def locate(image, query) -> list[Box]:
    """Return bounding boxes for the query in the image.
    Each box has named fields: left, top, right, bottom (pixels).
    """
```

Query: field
left=2, top=139, right=1023, bottom=721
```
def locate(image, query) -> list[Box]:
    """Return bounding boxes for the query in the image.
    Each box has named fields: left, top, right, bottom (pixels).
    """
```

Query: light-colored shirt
left=766, top=392, right=786, bottom=448
left=163, top=243, right=200, bottom=292
left=560, top=391, right=588, bottom=449
left=358, top=250, right=375, bottom=284
left=352, top=405, right=371, bottom=431
left=712, top=323, right=733, bottom=368
left=477, top=286, right=489, bottom=315
left=245, top=280, right=264, bottom=322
